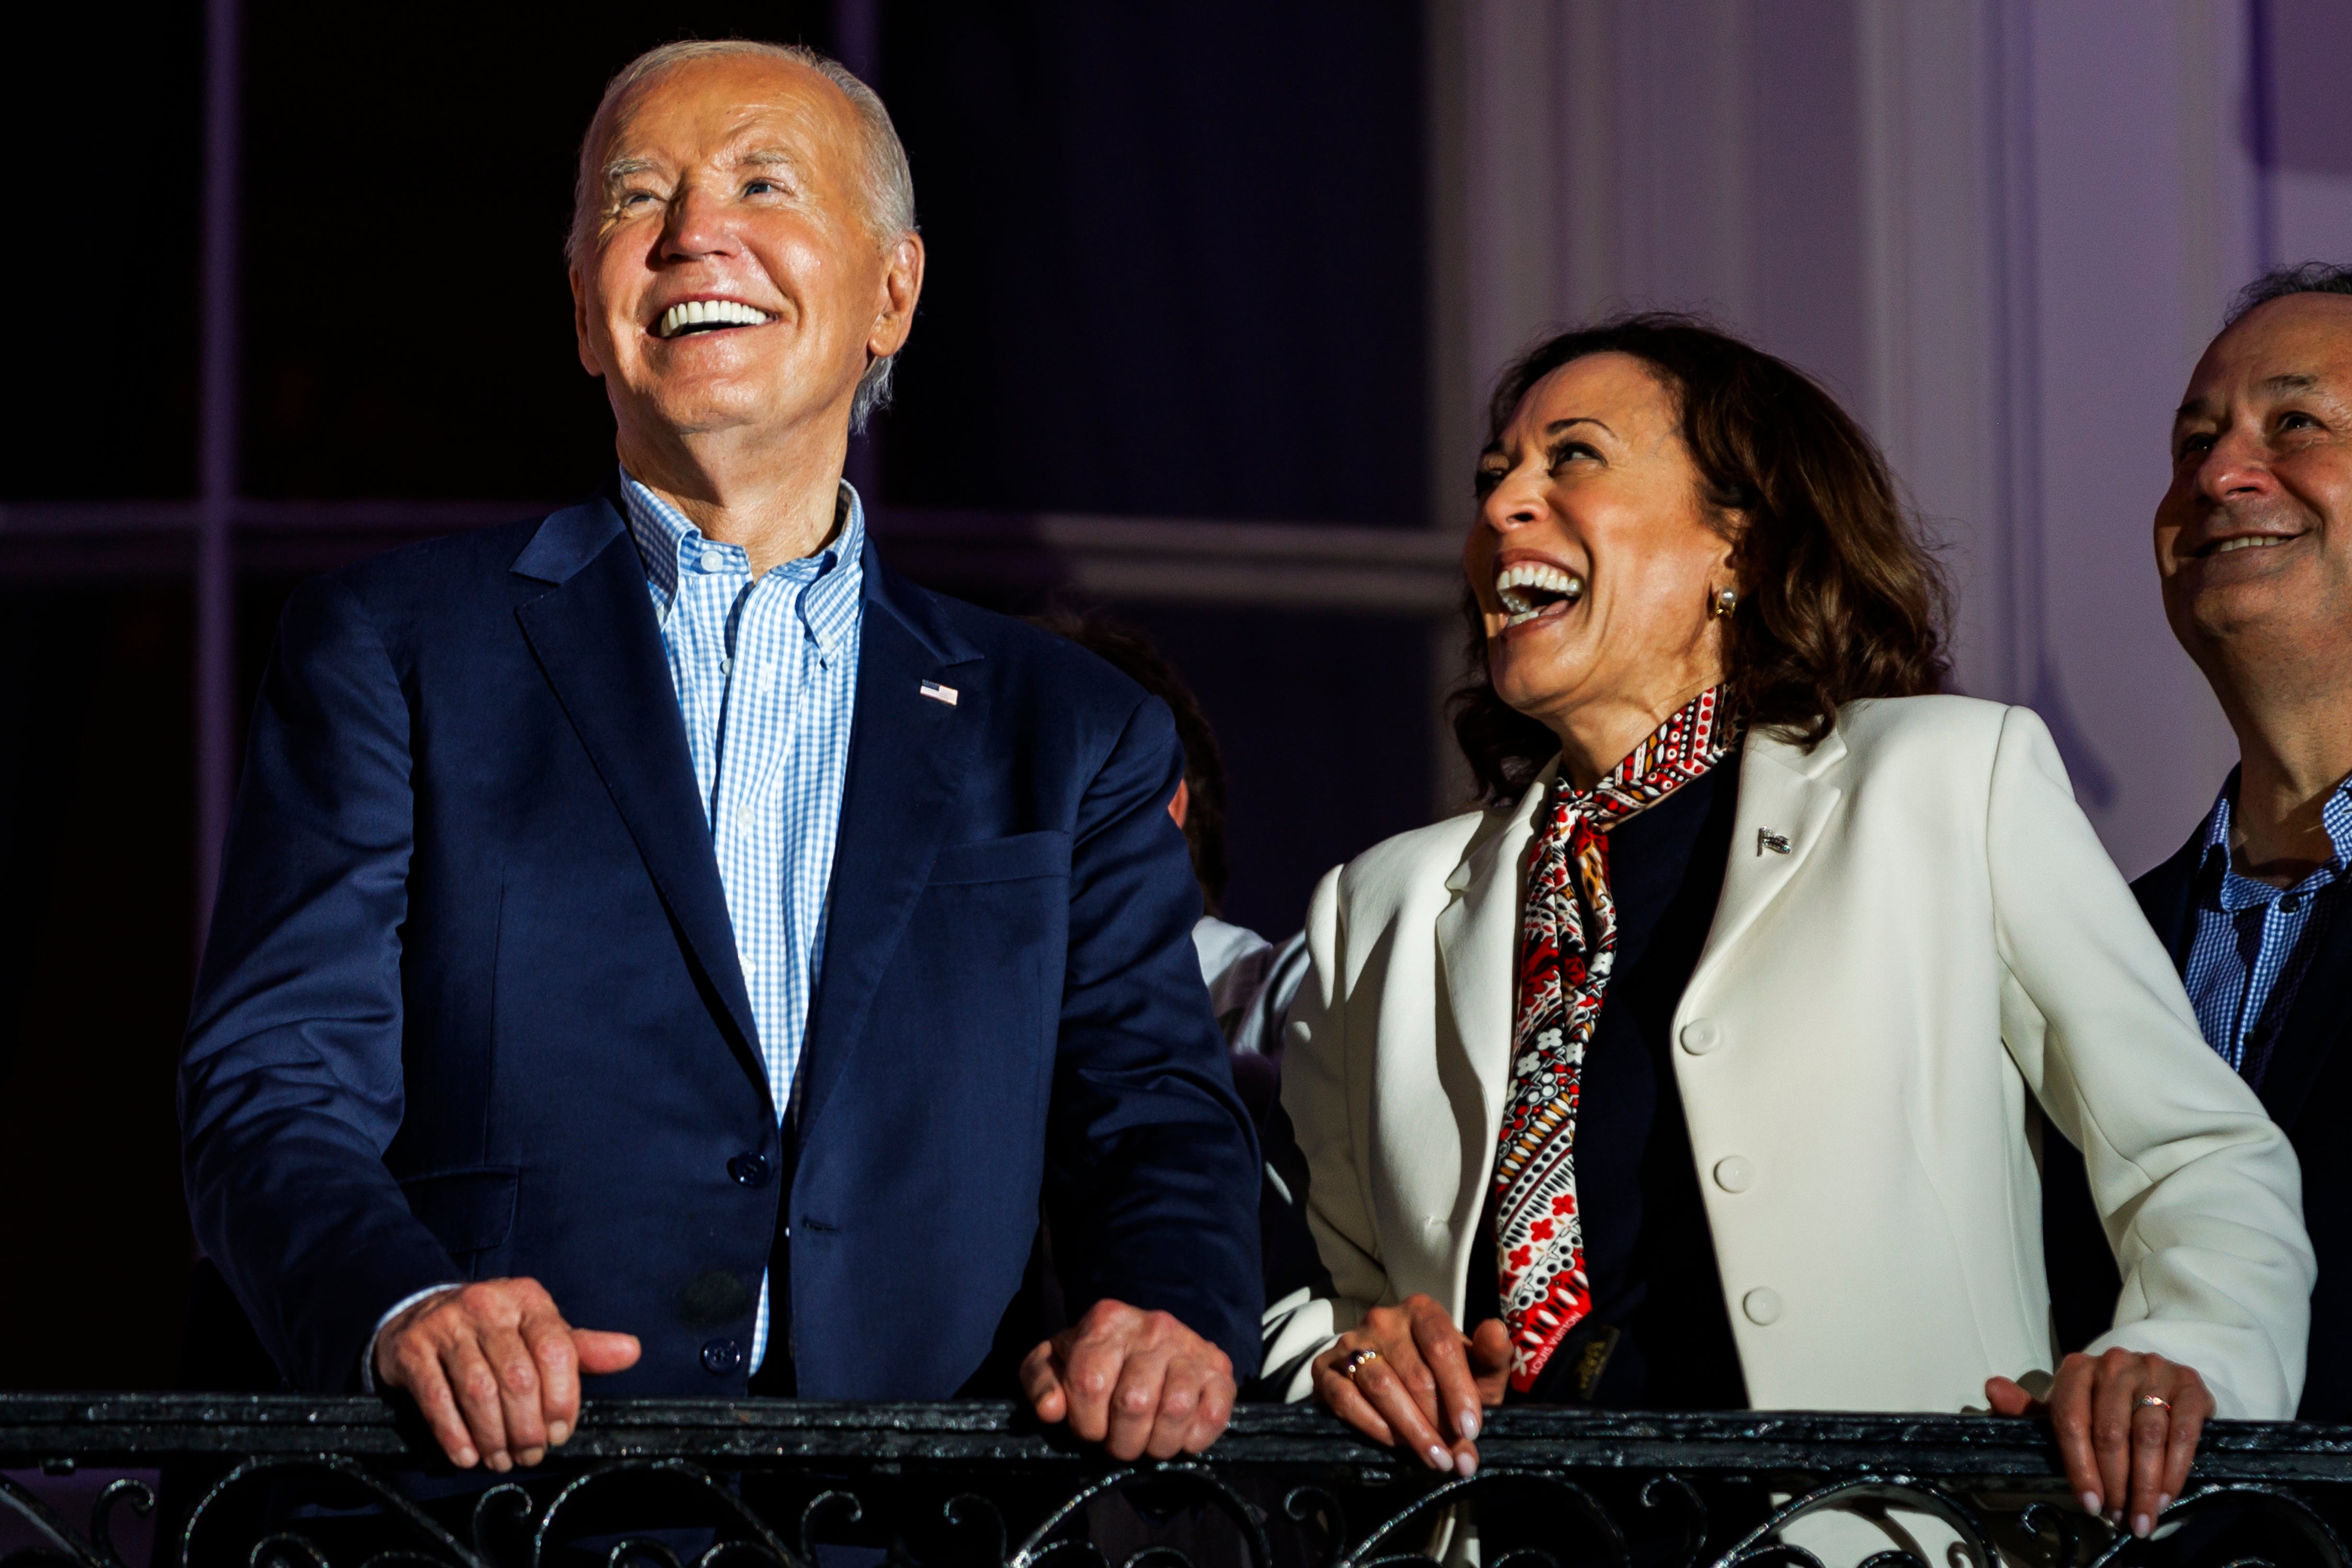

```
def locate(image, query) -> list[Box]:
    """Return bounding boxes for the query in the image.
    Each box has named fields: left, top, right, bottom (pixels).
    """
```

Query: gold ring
left=2137, top=1394, right=2173, bottom=1412
left=1339, top=1348, right=1384, bottom=1380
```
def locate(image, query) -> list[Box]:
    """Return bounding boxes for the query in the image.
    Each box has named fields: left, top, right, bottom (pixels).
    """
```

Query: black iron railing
left=3, top=1396, right=2349, bottom=1568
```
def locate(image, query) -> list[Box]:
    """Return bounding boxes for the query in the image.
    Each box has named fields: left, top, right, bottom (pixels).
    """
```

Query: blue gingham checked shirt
left=2183, top=769, right=2352, bottom=1084
left=624, top=469, right=866, bottom=1375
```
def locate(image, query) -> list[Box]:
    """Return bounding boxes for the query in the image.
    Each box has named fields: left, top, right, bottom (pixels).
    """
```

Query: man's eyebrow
left=737, top=146, right=800, bottom=168
left=2260, top=372, right=2321, bottom=394
left=599, top=155, right=661, bottom=186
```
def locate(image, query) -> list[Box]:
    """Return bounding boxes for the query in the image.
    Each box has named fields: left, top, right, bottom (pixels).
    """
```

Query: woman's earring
left=1711, top=586, right=1739, bottom=619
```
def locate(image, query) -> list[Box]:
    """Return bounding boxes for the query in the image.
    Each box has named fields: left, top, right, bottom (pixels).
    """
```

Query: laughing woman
left=1263, top=316, right=2313, bottom=1539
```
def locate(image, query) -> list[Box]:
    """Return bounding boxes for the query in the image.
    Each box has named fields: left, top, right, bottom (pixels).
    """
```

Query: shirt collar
left=2199, top=766, right=2352, bottom=908
left=618, top=469, right=867, bottom=656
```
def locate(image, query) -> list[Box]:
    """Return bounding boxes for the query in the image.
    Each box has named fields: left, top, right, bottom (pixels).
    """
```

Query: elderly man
left=179, top=40, right=1261, bottom=1471
left=2051, top=263, right=2352, bottom=1424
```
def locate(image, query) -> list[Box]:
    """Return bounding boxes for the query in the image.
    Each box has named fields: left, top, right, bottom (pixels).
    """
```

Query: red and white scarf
left=1492, top=685, right=1737, bottom=1391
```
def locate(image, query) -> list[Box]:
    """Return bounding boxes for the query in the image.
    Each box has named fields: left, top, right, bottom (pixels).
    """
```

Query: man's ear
left=570, top=267, right=605, bottom=379
left=869, top=232, right=926, bottom=361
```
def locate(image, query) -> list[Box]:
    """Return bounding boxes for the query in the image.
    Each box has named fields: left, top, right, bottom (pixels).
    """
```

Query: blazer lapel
left=1435, top=765, right=1553, bottom=1138
left=2259, top=891, right=2352, bottom=1131
left=2130, top=827, right=2205, bottom=972
left=1686, top=725, right=1848, bottom=999
left=510, top=495, right=763, bottom=1071
left=792, top=552, right=986, bottom=1139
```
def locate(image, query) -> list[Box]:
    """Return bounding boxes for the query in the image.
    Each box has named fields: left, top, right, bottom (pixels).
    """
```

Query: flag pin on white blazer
left=1757, top=828, right=1791, bottom=856
left=919, top=681, right=959, bottom=706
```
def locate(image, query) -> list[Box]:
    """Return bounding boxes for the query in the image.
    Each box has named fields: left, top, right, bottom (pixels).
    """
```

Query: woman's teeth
left=1494, top=561, right=1586, bottom=626
left=656, top=299, right=773, bottom=338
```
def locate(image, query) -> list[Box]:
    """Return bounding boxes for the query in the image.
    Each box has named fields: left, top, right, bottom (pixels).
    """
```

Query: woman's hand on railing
left=1311, top=1295, right=1509, bottom=1477
left=1987, top=1348, right=2216, bottom=1541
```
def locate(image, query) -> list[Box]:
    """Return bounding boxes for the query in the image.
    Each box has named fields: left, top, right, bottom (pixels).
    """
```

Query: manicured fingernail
left=2157, top=1493, right=2172, bottom=1513
left=2079, top=1492, right=2101, bottom=1516
left=1459, top=1408, right=1481, bottom=1440
left=1426, top=1444, right=1450, bottom=1470
left=2107, top=1509, right=2125, bottom=1526
left=455, top=1449, right=479, bottom=1469
left=517, top=1448, right=545, bottom=1467
left=548, top=1421, right=571, bottom=1446
left=2132, top=1516, right=2151, bottom=1539
left=1455, top=1449, right=1477, bottom=1478
left=487, top=1453, right=511, bottom=1473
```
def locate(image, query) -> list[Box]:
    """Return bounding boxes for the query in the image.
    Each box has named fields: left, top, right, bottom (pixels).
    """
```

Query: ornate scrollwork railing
left=3, top=1397, right=2349, bottom=1568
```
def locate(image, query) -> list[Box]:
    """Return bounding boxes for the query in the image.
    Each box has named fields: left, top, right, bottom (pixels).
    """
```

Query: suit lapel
left=2131, top=828, right=2204, bottom=972
left=1685, top=725, right=1848, bottom=1000
left=510, top=494, right=763, bottom=1071
left=1436, top=767, right=1553, bottom=1139
left=792, top=552, right=986, bottom=1139
left=2260, top=891, right=2352, bottom=1131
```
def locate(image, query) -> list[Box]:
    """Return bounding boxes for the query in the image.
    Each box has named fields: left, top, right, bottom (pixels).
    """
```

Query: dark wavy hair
left=1451, top=313, right=1951, bottom=805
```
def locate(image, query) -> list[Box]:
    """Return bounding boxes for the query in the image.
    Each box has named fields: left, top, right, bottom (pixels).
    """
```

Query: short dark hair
left=1030, top=609, right=1232, bottom=916
left=1451, top=312, right=1952, bottom=805
left=2226, top=262, right=2352, bottom=328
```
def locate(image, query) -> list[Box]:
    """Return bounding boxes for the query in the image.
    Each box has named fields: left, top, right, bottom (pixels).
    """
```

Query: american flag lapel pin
left=1757, top=827, right=1791, bottom=856
left=919, top=680, right=960, bottom=706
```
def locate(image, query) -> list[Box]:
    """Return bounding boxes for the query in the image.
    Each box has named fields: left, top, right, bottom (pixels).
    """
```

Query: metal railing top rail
left=4, top=1396, right=2350, bottom=1479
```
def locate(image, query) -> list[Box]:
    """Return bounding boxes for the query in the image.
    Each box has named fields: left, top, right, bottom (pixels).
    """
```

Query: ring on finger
left=1339, top=1348, right=1384, bottom=1381
left=2136, top=1394, right=2172, bottom=1412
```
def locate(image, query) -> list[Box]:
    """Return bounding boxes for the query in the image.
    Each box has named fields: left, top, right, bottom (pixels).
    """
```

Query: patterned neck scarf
left=1492, top=684, right=1737, bottom=1391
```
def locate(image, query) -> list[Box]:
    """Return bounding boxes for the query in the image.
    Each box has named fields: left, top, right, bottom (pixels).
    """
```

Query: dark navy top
left=1466, top=756, right=1748, bottom=1410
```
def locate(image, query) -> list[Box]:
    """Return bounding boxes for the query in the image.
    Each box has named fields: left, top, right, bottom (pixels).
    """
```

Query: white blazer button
left=1743, top=1287, right=1784, bottom=1325
left=1679, top=1019, right=1723, bottom=1055
left=1713, top=1156, right=1755, bottom=1193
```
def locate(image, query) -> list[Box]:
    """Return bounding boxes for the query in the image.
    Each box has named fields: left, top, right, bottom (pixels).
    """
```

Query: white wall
left=1432, top=0, right=2351, bottom=876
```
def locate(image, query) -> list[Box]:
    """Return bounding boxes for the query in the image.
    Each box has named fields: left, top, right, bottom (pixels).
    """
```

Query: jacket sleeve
left=1990, top=705, right=2315, bottom=1417
left=1044, top=694, right=1265, bottom=1377
left=179, top=575, right=464, bottom=1391
left=1261, top=863, right=1394, bottom=1400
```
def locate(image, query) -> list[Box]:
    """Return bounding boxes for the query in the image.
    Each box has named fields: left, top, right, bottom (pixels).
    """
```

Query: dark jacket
left=178, top=489, right=1263, bottom=1397
left=2045, top=822, right=2350, bottom=1419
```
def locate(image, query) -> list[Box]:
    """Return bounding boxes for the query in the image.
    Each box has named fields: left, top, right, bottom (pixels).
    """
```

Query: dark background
left=0, top=2, right=1432, bottom=1387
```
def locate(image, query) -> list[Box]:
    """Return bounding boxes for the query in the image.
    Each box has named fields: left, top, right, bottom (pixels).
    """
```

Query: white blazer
left=1263, top=696, right=2314, bottom=1418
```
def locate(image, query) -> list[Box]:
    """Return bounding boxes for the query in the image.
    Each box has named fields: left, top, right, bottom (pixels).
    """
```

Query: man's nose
left=659, top=182, right=740, bottom=262
left=2197, top=426, right=2277, bottom=504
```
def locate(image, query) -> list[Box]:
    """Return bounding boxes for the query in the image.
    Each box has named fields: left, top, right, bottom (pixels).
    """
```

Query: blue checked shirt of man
left=624, top=470, right=866, bottom=1375
left=2183, top=769, right=2352, bottom=1079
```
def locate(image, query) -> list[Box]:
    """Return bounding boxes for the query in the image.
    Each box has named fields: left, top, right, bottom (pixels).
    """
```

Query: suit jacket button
left=1679, top=1019, right=1723, bottom=1055
left=728, top=1154, right=771, bottom=1187
left=702, top=1338, right=745, bottom=1375
left=1713, top=1156, right=1755, bottom=1193
left=1743, top=1288, right=1784, bottom=1325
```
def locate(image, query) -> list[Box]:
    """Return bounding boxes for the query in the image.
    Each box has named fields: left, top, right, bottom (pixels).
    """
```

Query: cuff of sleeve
left=360, top=1283, right=464, bottom=1393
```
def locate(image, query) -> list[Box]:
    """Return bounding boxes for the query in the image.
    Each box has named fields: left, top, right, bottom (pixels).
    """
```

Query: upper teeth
left=2212, top=535, right=2287, bottom=554
left=1495, top=561, right=1585, bottom=625
left=658, top=299, right=771, bottom=337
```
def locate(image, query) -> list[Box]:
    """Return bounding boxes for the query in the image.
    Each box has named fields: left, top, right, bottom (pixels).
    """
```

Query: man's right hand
left=374, top=1277, right=641, bottom=1470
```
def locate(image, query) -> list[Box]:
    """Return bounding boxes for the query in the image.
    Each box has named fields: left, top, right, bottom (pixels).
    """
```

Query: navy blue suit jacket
left=2044, top=819, right=2351, bottom=1419
left=179, top=490, right=1263, bottom=1397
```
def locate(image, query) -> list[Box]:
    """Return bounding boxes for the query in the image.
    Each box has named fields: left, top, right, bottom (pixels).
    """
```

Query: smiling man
left=179, top=40, right=1260, bottom=1470
left=2085, top=266, right=2352, bottom=1420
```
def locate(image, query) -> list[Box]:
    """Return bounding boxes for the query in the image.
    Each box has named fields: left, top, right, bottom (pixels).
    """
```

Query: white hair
left=567, top=39, right=917, bottom=429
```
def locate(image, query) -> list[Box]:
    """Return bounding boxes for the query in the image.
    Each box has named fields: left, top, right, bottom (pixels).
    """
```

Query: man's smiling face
left=569, top=53, right=912, bottom=454
left=2158, top=292, right=2352, bottom=671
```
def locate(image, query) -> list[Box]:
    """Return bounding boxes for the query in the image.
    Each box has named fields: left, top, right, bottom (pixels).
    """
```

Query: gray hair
left=568, top=39, right=917, bottom=429
left=2225, top=261, right=2352, bottom=330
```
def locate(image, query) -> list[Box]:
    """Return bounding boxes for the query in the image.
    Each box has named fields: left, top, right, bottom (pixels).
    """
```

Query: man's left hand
left=1987, top=1348, right=2217, bottom=1539
left=1020, top=1299, right=1235, bottom=1459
